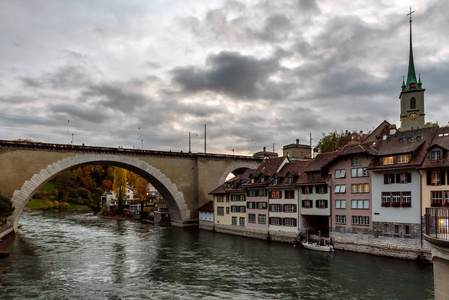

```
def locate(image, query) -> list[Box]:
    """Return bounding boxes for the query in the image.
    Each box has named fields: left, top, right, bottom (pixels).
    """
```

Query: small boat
left=301, top=230, right=334, bottom=252
left=301, top=241, right=334, bottom=252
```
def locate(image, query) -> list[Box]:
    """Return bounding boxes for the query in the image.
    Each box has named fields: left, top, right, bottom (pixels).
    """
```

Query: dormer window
left=397, top=154, right=410, bottom=164
left=431, top=150, right=442, bottom=160
left=382, top=156, right=394, bottom=165
left=260, top=176, right=265, bottom=183
left=286, top=176, right=293, bottom=184
left=273, top=177, right=278, bottom=185
left=352, top=156, right=361, bottom=166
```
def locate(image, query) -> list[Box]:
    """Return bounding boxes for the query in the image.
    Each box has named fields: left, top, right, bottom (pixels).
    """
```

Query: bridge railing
left=0, top=140, right=262, bottom=161
left=425, top=207, right=449, bottom=241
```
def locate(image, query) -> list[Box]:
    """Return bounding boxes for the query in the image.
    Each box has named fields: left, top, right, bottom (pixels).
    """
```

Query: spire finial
left=404, top=7, right=418, bottom=91
left=407, top=7, right=414, bottom=23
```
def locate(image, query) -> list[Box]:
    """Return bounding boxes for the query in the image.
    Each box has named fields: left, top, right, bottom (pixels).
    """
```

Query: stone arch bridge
left=0, top=140, right=260, bottom=230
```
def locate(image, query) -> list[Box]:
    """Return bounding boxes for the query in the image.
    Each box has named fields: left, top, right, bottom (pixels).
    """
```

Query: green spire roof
left=402, top=9, right=422, bottom=93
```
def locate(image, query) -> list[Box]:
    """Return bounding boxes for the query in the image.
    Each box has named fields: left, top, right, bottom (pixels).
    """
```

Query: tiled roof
left=369, top=126, right=437, bottom=170
left=307, top=151, right=340, bottom=171
left=266, top=160, right=309, bottom=187
left=197, top=200, right=214, bottom=212
left=296, top=173, right=331, bottom=185
left=252, top=157, right=289, bottom=176
left=420, top=127, right=449, bottom=169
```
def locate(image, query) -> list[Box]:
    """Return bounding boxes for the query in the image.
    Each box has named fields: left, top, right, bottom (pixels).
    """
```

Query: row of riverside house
left=204, top=124, right=449, bottom=260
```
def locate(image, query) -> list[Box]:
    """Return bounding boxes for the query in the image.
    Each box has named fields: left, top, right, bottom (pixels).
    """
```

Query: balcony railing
left=425, top=207, right=449, bottom=241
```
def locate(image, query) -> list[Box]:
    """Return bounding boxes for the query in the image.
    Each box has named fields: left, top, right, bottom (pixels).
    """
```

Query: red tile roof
left=197, top=200, right=214, bottom=212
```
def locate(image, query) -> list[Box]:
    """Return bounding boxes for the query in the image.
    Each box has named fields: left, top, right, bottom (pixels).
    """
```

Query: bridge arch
left=218, top=163, right=257, bottom=185
left=9, top=154, right=189, bottom=229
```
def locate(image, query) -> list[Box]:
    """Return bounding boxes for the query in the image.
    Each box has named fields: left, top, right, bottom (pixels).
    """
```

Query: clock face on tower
left=408, top=111, right=419, bottom=120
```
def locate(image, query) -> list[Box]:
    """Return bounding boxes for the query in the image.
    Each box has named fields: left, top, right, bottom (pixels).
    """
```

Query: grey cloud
left=20, top=77, right=42, bottom=88
left=50, top=103, right=109, bottom=123
left=171, top=51, right=280, bottom=99
left=82, top=83, right=148, bottom=113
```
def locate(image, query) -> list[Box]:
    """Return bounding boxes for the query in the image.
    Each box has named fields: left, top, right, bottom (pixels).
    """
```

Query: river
left=0, top=211, right=434, bottom=299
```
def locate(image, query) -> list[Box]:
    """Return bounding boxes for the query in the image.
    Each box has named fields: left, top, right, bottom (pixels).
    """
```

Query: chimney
left=263, top=147, right=266, bottom=152
left=296, top=139, right=299, bottom=145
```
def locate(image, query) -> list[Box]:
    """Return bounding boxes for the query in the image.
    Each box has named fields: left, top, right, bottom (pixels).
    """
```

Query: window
left=336, top=215, right=346, bottom=224
left=382, top=156, right=394, bottom=165
left=239, top=206, right=246, bottom=213
left=352, top=168, right=368, bottom=177
left=250, top=178, right=255, bottom=184
left=431, top=150, right=442, bottom=160
left=217, top=195, right=224, bottom=202
left=239, top=217, right=245, bottom=226
left=352, top=216, right=370, bottom=226
left=351, top=183, right=369, bottom=193
left=284, top=204, right=297, bottom=212
left=410, top=97, right=416, bottom=109
left=316, top=200, right=328, bottom=209
left=302, top=186, right=313, bottom=194
left=258, top=214, right=266, bottom=224
left=402, top=192, right=411, bottom=207
left=384, top=174, right=395, bottom=184
left=248, top=214, right=256, bottom=223
left=272, top=177, right=278, bottom=185
left=352, top=156, right=361, bottom=166
left=405, top=225, right=410, bottom=235
left=269, top=191, right=282, bottom=199
left=316, top=185, right=328, bottom=194
left=284, top=218, right=297, bottom=227
left=335, top=199, right=346, bottom=209
left=397, top=154, right=410, bottom=164
left=394, top=225, right=399, bottom=234
left=382, top=192, right=391, bottom=207
left=260, top=177, right=265, bottom=183
left=217, top=207, right=224, bottom=216
left=398, top=173, right=412, bottom=184
left=307, top=172, right=321, bottom=180
left=231, top=194, right=246, bottom=202
left=334, top=184, right=346, bottom=193
left=286, top=176, right=293, bottom=184
left=392, top=192, right=401, bottom=207
left=302, top=200, right=313, bottom=208
left=285, top=190, right=295, bottom=199
left=431, top=191, right=443, bottom=206
left=431, top=171, right=442, bottom=185
left=351, top=199, right=369, bottom=209
left=257, top=202, right=268, bottom=209
left=335, top=169, right=346, bottom=178
left=270, top=217, right=281, bottom=225
left=231, top=206, right=238, bottom=213
left=232, top=216, right=237, bottom=225
left=270, top=204, right=282, bottom=212
left=226, top=207, right=230, bottom=214
left=247, top=202, right=255, bottom=209
left=247, top=190, right=267, bottom=197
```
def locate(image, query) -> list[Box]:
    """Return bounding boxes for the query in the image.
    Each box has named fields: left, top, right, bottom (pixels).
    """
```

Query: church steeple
left=402, top=7, right=422, bottom=92
left=399, top=7, right=425, bottom=131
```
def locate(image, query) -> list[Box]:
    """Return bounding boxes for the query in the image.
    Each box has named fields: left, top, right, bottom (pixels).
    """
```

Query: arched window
left=410, top=97, right=416, bottom=109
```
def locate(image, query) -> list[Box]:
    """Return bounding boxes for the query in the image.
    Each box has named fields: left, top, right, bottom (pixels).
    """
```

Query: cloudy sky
left=1, top=0, right=449, bottom=155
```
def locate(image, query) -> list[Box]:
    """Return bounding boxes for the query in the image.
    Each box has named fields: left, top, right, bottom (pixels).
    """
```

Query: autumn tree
left=0, top=194, right=14, bottom=225
left=113, top=167, right=127, bottom=214
left=52, top=170, right=76, bottom=202
left=316, top=131, right=351, bottom=153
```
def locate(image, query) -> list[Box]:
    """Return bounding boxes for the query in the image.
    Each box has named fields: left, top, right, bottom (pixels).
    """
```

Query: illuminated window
left=397, top=154, right=410, bottom=163
left=269, top=191, right=282, bottom=199
left=432, top=171, right=442, bottom=185
left=382, top=156, right=394, bottom=165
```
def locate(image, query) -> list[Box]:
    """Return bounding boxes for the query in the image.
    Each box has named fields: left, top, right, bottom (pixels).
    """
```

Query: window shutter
left=427, top=171, right=431, bottom=185
left=293, top=219, right=297, bottom=226
left=302, top=201, right=305, bottom=208
left=280, top=204, right=284, bottom=212
left=325, top=201, right=328, bottom=208
left=384, top=174, right=388, bottom=184
left=407, top=173, right=412, bottom=183
left=302, top=186, right=306, bottom=194
left=293, top=205, right=297, bottom=212
left=269, top=217, right=272, bottom=225
left=315, top=186, right=319, bottom=194
left=324, top=185, right=328, bottom=193
left=269, top=204, right=272, bottom=212
left=441, top=170, right=446, bottom=185
left=280, top=218, right=284, bottom=226
left=395, top=173, right=400, bottom=183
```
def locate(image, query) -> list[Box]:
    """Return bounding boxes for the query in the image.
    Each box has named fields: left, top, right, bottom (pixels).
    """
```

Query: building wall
left=329, top=155, right=372, bottom=231
left=268, top=189, right=299, bottom=234
left=199, top=211, right=213, bottom=222
left=419, top=169, right=449, bottom=216
left=372, top=170, right=421, bottom=224
left=299, top=185, right=330, bottom=216
left=246, top=194, right=268, bottom=230
left=214, top=195, right=231, bottom=225
left=400, top=90, right=425, bottom=130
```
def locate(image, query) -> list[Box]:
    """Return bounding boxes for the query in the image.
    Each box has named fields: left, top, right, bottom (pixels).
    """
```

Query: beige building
left=283, top=139, right=312, bottom=160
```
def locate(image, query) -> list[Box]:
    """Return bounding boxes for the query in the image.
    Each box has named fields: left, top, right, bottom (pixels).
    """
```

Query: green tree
left=316, top=131, right=350, bottom=153
left=113, top=167, right=127, bottom=215
left=0, top=194, right=15, bottom=225
left=425, top=121, right=438, bottom=127
left=52, top=171, right=76, bottom=202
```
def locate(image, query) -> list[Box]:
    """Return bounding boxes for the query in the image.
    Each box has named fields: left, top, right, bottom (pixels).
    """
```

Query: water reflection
left=0, top=211, right=434, bottom=299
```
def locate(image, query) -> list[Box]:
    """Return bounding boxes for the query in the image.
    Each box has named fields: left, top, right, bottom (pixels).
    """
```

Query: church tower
left=399, top=8, right=425, bottom=131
